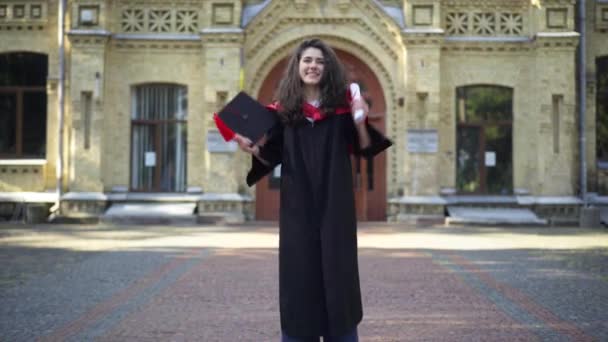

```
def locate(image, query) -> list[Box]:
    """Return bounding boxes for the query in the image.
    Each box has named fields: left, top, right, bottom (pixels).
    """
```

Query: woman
left=233, top=39, right=391, bottom=341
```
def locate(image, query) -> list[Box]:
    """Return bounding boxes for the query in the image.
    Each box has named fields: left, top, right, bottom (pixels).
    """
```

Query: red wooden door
left=255, top=50, right=387, bottom=221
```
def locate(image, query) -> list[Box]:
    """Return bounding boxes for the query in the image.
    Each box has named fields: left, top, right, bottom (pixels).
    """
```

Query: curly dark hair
left=274, top=38, right=349, bottom=125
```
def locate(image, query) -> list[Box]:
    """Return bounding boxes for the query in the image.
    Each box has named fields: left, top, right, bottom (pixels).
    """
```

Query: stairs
left=446, top=206, right=547, bottom=226
left=101, top=202, right=197, bottom=224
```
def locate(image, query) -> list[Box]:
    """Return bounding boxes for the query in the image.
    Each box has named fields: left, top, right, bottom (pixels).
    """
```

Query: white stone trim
left=533, top=196, right=583, bottom=205
left=0, top=159, right=46, bottom=166
left=62, top=192, right=108, bottom=201
left=113, top=33, right=200, bottom=41
left=200, top=28, right=243, bottom=34
left=199, top=193, right=252, bottom=201
left=444, top=195, right=518, bottom=204
left=388, top=196, right=447, bottom=205
left=106, top=193, right=200, bottom=202
left=67, top=29, right=111, bottom=36
left=536, top=32, right=580, bottom=38
left=0, top=192, right=58, bottom=203
left=445, top=36, right=532, bottom=43
left=402, top=28, right=444, bottom=34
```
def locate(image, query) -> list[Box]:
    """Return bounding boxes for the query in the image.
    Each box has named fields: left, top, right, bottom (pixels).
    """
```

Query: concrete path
left=1, top=222, right=607, bottom=341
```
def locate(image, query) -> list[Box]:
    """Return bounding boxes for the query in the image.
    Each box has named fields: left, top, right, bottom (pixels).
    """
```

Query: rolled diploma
left=349, top=83, right=365, bottom=123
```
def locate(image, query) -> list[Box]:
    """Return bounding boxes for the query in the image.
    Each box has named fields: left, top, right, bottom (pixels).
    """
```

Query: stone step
left=101, top=202, right=196, bottom=225
left=446, top=206, right=547, bottom=226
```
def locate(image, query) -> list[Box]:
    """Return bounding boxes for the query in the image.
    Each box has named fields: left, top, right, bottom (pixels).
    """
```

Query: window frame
left=597, top=56, right=608, bottom=167
left=0, top=85, right=46, bottom=158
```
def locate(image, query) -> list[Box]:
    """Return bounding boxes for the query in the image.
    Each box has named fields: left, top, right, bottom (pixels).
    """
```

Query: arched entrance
left=255, top=49, right=388, bottom=221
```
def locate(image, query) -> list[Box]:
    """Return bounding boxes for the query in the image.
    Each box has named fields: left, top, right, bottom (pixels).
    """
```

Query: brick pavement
left=1, top=223, right=607, bottom=341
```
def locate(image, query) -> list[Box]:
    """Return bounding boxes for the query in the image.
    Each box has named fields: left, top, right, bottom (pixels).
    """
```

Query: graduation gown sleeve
left=246, top=122, right=284, bottom=186
left=347, top=119, right=392, bottom=158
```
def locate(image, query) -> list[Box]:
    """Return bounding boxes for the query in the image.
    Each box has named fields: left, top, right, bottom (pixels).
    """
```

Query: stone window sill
left=0, top=159, right=47, bottom=166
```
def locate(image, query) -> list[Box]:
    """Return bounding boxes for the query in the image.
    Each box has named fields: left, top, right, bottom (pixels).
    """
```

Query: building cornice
left=200, top=28, right=244, bottom=44
left=402, top=28, right=445, bottom=35
left=67, top=29, right=112, bottom=37
left=113, top=33, right=200, bottom=41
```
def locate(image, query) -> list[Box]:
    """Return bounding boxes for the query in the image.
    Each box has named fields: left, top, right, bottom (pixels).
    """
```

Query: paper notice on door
left=485, top=151, right=496, bottom=167
left=273, top=165, right=281, bottom=178
left=145, top=152, right=156, bottom=167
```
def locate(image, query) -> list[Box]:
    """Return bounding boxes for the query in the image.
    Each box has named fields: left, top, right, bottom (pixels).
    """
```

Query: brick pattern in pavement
left=1, top=224, right=606, bottom=342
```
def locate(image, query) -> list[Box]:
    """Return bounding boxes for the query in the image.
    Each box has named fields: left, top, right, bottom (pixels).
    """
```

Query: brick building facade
left=0, top=0, right=607, bottom=223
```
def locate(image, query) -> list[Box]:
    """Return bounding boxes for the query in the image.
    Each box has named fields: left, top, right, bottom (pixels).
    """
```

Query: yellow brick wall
left=102, top=43, right=208, bottom=191
left=587, top=1, right=608, bottom=193
left=66, top=38, right=106, bottom=192
left=0, top=0, right=60, bottom=192
left=0, top=0, right=600, bottom=202
left=403, top=44, right=442, bottom=195
left=202, top=42, right=244, bottom=193
left=244, top=0, right=405, bottom=197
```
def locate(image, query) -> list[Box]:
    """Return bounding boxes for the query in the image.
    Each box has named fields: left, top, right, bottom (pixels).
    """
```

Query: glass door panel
left=131, top=123, right=156, bottom=191
left=159, top=122, right=187, bottom=192
left=0, top=92, right=16, bottom=155
left=131, top=84, right=188, bottom=192
left=22, top=91, right=46, bottom=157
left=457, top=126, right=481, bottom=193
left=485, top=125, right=513, bottom=194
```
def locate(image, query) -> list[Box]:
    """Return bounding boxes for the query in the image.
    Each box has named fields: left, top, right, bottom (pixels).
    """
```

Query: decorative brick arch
left=251, top=39, right=392, bottom=221
left=245, top=34, right=400, bottom=183
left=247, top=34, right=398, bottom=108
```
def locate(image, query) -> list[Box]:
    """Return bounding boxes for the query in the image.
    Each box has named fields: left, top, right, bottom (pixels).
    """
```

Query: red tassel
left=213, top=113, right=235, bottom=141
left=266, top=102, right=281, bottom=111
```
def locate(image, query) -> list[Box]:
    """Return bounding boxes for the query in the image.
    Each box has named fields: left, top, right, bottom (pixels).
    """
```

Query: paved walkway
left=1, top=222, right=607, bottom=341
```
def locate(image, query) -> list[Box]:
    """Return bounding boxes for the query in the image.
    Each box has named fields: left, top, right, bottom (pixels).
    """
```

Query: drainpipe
left=578, top=0, right=587, bottom=206
left=53, top=0, right=66, bottom=215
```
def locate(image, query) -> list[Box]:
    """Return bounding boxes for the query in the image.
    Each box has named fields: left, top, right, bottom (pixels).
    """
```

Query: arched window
left=0, top=52, right=48, bottom=158
left=456, top=85, right=513, bottom=194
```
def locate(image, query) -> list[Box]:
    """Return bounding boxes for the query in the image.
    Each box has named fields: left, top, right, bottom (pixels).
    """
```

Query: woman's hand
left=234, top=134, right=264, bottom=156
left=234, top=134, right=257, bottom=155
left=351, top=97, right=369, bottom=126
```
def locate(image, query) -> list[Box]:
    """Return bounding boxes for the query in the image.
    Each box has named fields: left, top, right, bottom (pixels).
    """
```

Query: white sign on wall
left=207, top=130, right=237, bottom=153
left=145, top=151, right=156, bottom=167
left=407, top=129, right=438, bottom=153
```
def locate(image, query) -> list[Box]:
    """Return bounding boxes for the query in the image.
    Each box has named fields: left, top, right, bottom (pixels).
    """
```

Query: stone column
left=66, top=34, right=108, bottom=193
left=200, top=29, right=245, bottom=194
left=402, top=30, right=443, bottom=195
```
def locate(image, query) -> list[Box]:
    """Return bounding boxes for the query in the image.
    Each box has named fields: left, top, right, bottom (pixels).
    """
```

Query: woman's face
left=299, top=47, right=325, bottom=87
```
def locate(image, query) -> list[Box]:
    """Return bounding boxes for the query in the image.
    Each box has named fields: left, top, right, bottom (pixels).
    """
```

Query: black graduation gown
left=246, top=110, right=392, bottom=337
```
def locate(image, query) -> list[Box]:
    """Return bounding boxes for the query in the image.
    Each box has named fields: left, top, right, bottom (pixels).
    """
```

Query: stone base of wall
left=60, top=192, right=108, bottom=219
left=389, top=195, right=585, bottom=226
left=197, top=193, right=253, bottom=224
left=0, top=192, right=589, bottom=226
left=532, top=203, right=581, bottom=225
left=57, top=192, right=254, bottom=224
left=388, top=196, right=446, bottom=223
left=0, top=192, right=57, bottom=223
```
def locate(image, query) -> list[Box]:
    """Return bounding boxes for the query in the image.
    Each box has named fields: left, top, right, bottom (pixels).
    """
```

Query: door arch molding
left=254, top=47, right=389, bottom=220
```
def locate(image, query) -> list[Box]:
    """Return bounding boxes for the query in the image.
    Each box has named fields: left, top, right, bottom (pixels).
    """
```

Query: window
left=456, top=85, right=513, bottom=194
left=597, top=57, right=608, bottom=164
left=131, top=84, right=187, bottom=192
left=0, top=52, right=48, bottom=158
